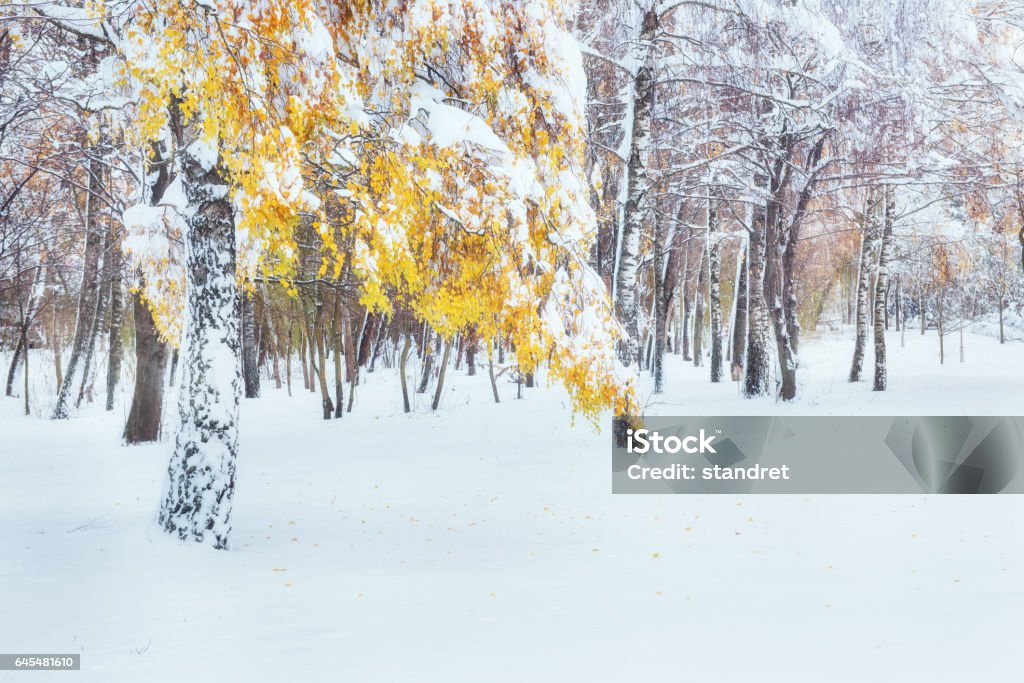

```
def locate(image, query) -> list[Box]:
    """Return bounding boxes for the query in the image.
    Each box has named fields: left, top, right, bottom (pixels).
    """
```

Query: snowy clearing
left=2, top=327, right=1022, bottom=682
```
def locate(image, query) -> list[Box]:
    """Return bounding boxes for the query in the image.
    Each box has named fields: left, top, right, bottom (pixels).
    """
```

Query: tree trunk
left=241, top=290, right=260, bottom=398
left=332, top=295, right=344, bottom=418
left=998, top=295, right=1005, bottom=344
left=769, top=136, right=823, bottom=398
left=744, top=199, right=772, bottom=398
left=883, top=284, right=890, bottom=330
left=676, top=249, right=689, bottom=358
left=651, top=193, right=668, bottom=391
left=52, top=148, right=104, bottom=419
left=5, top=334, right=25, bottom=397
left=76, top=180, right=116, bottom=410
left=368, top=319, right=386, bottom=372
left=893, top=276, right=901, bottom=332
left=938, top=297, right=945, bottom=364
left=730, top=242, right=748, bottom=381
left=21, top=321, right=28, bottom=417
left=306, top=309, right=318, bottom=394
left=158, top=133, right=240, bottom=550
left=52, top=301, right=63, bottom=393
left=849, top=189, right=879, bottom=383
left=270, top=324, right=282, bottom=389
left=285, top=323, right=293, bottom=397
left=708, top=198, right=723, bottom=382
left=343, top=305, right=357, bottom=384
left=123, top=139, right=173, bottom=439
left=417, top=331, right=435, bottom=394
left=681, top=284, right=691, bottom=361
left=104, top=260, right=124, bottom=411
left=166, top=349, right=178, bottom=387
left=355, top=311, right=374, bottom=372
left=872, top=187, right=894, bottom=391
left=1018, top=223, right=1024, bottom=275
left=692, top=245, right=706, bottom=368
left=487, top=344, right=500, bottom=404
left=3, top=264, right=40, bottom=409
left=344, top=311, right=368, bottom=414
left=673, top=286, right=683, bottom=355
left=653, top=209, right=689, bottom=392
left=652, top=285, right=667, bottom=394
left=261, top=285, right=282, bottom=389
left=124, top=290, right=168, bottom=444
left=430, top=339, right=452, bottom=411
left=465, top=327, right=477, bottom=377
left=642, top=328, right=652, bottom=371
left=399, top=330, right=412, bottom=413
left=613, top=8, right=657, bottom=368
left=766, top=205, right=797, bottom=401
left=312, top=293, right=333, bottom=419
left=299, top=325, right=309, bottom=391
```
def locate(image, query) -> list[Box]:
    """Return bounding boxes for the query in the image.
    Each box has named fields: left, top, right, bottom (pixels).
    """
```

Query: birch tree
left=873, top=185, right=895, bottom=391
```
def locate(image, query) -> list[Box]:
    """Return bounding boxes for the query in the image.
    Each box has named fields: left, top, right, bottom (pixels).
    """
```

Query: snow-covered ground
left=970, top=308, right=1024, bottom=344
left=1, top=328, right=1022, bottom=681
left=642, top=325, right=1024, bottom=415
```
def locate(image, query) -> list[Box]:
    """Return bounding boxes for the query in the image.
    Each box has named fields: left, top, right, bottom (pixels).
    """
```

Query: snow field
left=1, top=327, right=1022, bottom=681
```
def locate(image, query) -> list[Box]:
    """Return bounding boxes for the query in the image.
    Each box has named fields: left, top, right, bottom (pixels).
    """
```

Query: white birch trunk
left=613, top=8, right=656, bottom=367
left=158, top=136, right=241, bottom=550
left=850, top=188, right=881, bottom=383
left=872, top=186, right=895, bottom=391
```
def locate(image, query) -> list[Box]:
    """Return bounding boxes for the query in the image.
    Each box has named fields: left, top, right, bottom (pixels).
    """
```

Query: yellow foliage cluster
left=324, top=1, right=634, bottom=420
left=119, top=0, right=634, bottom=421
